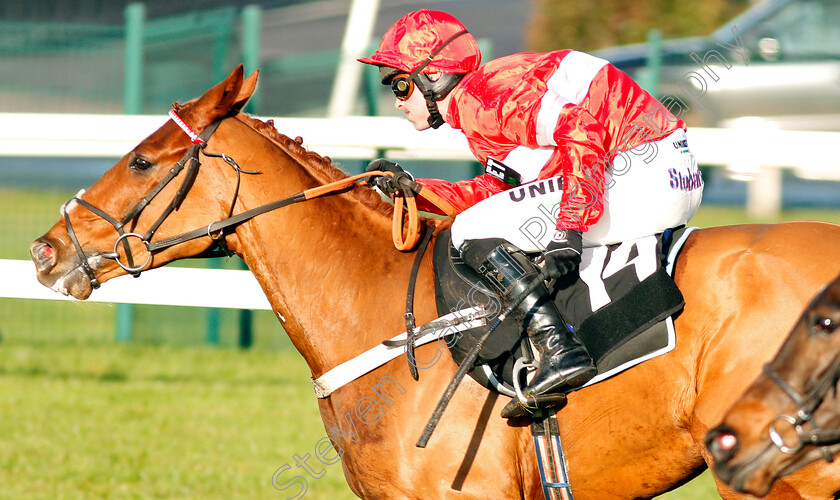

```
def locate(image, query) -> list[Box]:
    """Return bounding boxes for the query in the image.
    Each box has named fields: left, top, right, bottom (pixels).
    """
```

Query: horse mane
left=236, top=113, right=396, bottom=219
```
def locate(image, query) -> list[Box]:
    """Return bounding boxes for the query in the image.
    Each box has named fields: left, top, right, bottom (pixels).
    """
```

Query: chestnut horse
left=707, top=273, right=840, bottom=497
left=29, top=66, right=840, bottom=498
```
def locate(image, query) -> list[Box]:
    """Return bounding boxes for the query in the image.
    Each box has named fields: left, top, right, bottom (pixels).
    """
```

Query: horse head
left=706, top=273, right=840, bottom=496
left=30, top=65, right=259, bottom=300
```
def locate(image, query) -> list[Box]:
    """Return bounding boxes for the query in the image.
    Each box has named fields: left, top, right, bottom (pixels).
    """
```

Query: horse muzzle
left=30, top=236, right=104, bottom=300
left=30, top=239, right=57, bottom=275
left=706, top=425, right=747, bottom=488
left=707, top=423, right=789, bottom=497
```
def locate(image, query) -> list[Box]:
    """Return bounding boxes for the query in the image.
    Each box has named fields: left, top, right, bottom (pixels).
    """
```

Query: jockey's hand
left=365, top=159, right=416, bottom=196
left=543, top=230, right=583, bottom=279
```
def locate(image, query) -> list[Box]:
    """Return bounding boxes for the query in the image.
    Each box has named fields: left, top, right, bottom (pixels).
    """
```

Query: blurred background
left=0, top=0, right=838, bottom=498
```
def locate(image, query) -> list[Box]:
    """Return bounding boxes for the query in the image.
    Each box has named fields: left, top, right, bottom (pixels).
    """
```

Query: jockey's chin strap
left=61, top=108, right=459, bottom=289
left=406, top=29, right=470, bottom=129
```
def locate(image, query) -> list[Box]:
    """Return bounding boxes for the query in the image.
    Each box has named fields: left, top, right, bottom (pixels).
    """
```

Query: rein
left=61, top=110, right=457, bottom=288
left=147, top=169, right=415, bottom=253
left=763, top=355, right=840, bottom=459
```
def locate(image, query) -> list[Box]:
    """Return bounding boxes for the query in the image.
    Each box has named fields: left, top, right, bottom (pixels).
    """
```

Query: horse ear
left=189, top=65, right=258, bottom=129
left=207, top=65, right=258, bottom=115
left=231, top=70, right=259, bottom=113
left=214, top=65, right=245, bottom=113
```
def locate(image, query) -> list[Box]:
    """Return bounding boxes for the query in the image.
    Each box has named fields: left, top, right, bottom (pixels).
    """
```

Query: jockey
left=360, top=10, right=703, bottom=407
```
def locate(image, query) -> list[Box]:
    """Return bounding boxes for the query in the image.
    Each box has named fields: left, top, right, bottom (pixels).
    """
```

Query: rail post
left=242, top=5, right=262, bottom=114
left=124, top=3, right=145, bottom=116
left=644, top=28, right=662, bottom=97
left=117, top=2, right=146, bottom=342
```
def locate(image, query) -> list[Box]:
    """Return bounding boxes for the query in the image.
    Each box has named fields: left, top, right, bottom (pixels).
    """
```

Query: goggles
left=391, top=74, right=415, bottom=101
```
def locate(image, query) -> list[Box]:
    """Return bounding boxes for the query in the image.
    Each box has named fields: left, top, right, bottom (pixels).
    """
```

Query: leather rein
left=62, top=109, right=458, bottom=289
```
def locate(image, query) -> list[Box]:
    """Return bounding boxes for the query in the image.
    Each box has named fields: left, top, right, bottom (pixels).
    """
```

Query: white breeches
left=451, top=129, right=703, bottom=252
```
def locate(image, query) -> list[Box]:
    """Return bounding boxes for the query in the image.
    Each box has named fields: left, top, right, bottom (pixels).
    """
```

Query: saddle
left=432, top=227, right=693, bottom=396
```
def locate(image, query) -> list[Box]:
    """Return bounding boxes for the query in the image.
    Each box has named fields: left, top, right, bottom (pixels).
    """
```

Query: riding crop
left=416, top=266, right=554, bottom=448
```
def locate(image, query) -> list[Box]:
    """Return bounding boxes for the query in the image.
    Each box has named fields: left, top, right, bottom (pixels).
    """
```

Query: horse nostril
left=716, top=432, right=738, bottom=452
left=706, top=426, right=739, bottom=464
left=30, top=240, right=57, bottom=272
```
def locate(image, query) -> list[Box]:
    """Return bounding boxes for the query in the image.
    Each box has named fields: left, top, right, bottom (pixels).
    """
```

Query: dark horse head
left=706, top=272, right=840, bottom=496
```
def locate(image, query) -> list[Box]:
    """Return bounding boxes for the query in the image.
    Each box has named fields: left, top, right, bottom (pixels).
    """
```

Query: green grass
left=0, top=340, right=728, bottom=500
left=656, top=472, right=721, bottom=500
left=0, top=187, right=76, bottom=260
left=689, top=204, right=840, bottom=227
left=0, top=341, right=352, bottom=500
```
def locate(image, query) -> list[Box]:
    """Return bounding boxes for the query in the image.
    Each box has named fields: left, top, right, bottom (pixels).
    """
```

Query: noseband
left=61, top=109, right=254, bottom=288
left=763, top=354, right=840, bottom=460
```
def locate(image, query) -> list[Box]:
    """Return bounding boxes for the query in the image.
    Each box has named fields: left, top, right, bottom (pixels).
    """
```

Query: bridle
left=62, top=109, right=253, bottom=288
left=763, top=354, right=840, bottom=460
left=61, top=108, right=459, bottom=290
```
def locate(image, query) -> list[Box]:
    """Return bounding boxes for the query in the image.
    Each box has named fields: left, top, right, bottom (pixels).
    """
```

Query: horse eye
left=813, top=316, right=837, bottom=335
left=130, top=157, right=154, bottom=172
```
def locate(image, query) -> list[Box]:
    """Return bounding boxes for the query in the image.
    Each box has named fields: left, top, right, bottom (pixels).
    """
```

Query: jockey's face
left=395, top=78, right=432, bottom=131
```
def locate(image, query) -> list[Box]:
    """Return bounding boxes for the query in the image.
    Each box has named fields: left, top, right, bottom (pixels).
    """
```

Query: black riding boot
left=461, top=239, right=596, bottom=399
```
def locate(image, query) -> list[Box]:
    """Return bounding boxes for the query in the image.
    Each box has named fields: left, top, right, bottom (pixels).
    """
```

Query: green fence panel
left=0, top=21, right=125, bottom=113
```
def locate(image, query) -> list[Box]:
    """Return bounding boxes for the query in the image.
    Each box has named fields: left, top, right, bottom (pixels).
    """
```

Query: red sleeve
left=414, top=174, right=508, bottom=215
left=543, top=107, right=607, bottom=232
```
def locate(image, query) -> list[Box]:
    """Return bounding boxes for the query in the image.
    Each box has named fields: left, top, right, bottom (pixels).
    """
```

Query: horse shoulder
left=672, top=221, right=840, bottom=432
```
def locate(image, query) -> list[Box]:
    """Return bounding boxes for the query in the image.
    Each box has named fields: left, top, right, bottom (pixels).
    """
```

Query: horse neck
left=218, top=119, right=417, bottom=374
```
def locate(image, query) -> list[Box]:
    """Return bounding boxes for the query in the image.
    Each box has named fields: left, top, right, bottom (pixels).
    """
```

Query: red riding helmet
left=358, top=9, right=482, bottom=78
